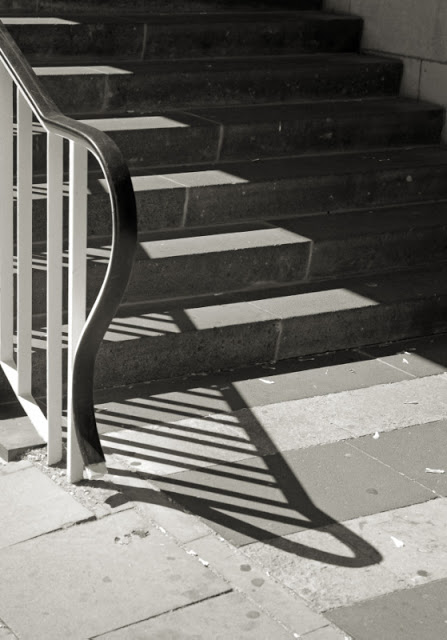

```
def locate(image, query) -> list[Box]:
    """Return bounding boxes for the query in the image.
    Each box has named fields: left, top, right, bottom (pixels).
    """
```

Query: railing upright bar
left=16, top=88, right=33, bottom=396
left=0, top=64, right=14, bottom=364
left=46, top=132, right=64, bottom=465
left=67, top=140, right=88, bottom=483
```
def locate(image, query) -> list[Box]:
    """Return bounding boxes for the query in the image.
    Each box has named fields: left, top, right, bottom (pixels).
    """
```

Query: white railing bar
left=46, top=132, right=64, bottom=465
left=0, top=63, right=14, bottom=363
left=67, top=141, right=88, bottom=483
left=16, top=88, right=33, bottom=396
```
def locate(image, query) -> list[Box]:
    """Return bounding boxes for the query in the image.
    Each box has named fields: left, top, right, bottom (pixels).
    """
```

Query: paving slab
left=0, top=459, right=33, bottom=475
left=95, top=591, right=295, bottom=640
left=342, top=499, right=447, bottom=588
left=361, top=332, right=447, bottom=378
left=103, top=461, right=212, bottom=543
left=299, top=373, right=447, bottom=438
left=326, top=577, right=447, bottom=640
left=302, top=626, right=350, bottom=639
left=0, top=465, right=93, bottom=549
left=0, top=510, right=229, bottom=640
left=351, top=420, right=447, bottom=496
left=245, top=499, right=447, bottom=613
left=0, top=620, right=17, bottom=640
left=0, top=415, right=45, bottom=462
left=245, top=526, right=402, bottom=613
left=150, top=440, right=434, bottom=546
left=187, top=534, right=332, bottom=637
left=228, top=350, right=413, bottom=408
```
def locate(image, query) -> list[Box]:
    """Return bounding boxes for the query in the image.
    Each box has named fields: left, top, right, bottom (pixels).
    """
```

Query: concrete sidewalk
left=1, top=333, right=447, bottom=639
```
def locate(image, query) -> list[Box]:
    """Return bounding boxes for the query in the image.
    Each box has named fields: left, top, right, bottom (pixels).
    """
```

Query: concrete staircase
left=2, top=0, right=447, bottom=398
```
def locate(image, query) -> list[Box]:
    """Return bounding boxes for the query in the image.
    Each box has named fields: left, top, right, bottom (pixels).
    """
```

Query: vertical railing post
left=16, top=89, right=33, bottom=397
left=0, top=64, right=14, bottom=365
left=67, top=140, right=88, bottom=483
left=46, top=132, right=64, bottom=465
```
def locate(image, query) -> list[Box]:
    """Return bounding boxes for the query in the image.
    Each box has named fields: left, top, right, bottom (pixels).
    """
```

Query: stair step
left=28, top=146, right=447, bottom=240
left=30, top=223, right=312, bottom=313
left=26, top=99, right=443, bottom=174
left=28, top=201, right=447, bottom=314
left=283, top=201, right=447, bottom=280
left=22, top=263, right=447, bottom=396
left=83, top=99, right=443, bottom=168
left=3, top=0, right=322, bottom=16
left=95, top=263, right=447, bottom=385
left=32, top=54, right=402, bottom=114
left=3, top=12, right=362, bottom=59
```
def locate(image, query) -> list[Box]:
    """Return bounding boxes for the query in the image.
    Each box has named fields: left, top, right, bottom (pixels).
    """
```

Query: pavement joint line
left=356, top=347, right=418, bottom=379
left=89, top=588, right=234, bottom=640
left=345, top=435, right=442, bottom=498
left=179, top=533, right=339, bottom=638
left=124, top=466, right=337, bottom=636
left=112, top=462, right=333, bottom=637
left=3, top=509, right=97, bottom=550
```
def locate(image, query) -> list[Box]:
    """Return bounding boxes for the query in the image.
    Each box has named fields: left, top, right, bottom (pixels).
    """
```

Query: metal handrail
left=0, top=20, right=138, bottom=479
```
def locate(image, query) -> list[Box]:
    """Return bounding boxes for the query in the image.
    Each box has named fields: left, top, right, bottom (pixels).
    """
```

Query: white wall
left=324, top=0, right=447, bottom=140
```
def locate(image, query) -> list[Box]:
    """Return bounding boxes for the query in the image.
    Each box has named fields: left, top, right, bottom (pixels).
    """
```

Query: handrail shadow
left=86, top=361, right=385, bottom=568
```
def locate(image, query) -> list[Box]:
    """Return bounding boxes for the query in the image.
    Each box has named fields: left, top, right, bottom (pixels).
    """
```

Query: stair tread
left=129, top=145, right=447, bottom=185
left=80, top=97, right=443, bottom=131
left=2, top=0, right=323, bottom=16
left=278, top=200, right=447, bottom=240
left=75, top=224, right=309, bottom=264
left=29, top=145, right=447, bottom=199
left=32, top=52, right=398, bottom=72
left=0, top=11, right=359, bottom=24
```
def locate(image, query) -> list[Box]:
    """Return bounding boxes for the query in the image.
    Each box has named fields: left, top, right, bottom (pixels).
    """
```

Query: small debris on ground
left=390, top=536, right=405, bottom=548
left=425, top=468, right=445, bottom=474
left=187, top=549, right=198, bottom=556
left=259, top=378, right=274, bottom=384
left=132, top=529, right=150, bottom=539
left=198, top=558, right=209, bottom=567
left=404, top=401, right=419, bottom=405
left=373, top=432, right=380, bottom=440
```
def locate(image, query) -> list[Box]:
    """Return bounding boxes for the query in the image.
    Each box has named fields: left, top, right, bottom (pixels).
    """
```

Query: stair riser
left=7, top=18, right=361, bottom=60
left=309, top=226, right=447, bottom=281
left=27, top=108, right=444, bottom=174
left=38, top=60, right=401, bottom=115
left=217, top=109, right=444, bottom=164
left=176, top=165, right=447, bottom=228
left=28, top=161, right=447, bottom=243
left=3, top=0, right=322, bottom=15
